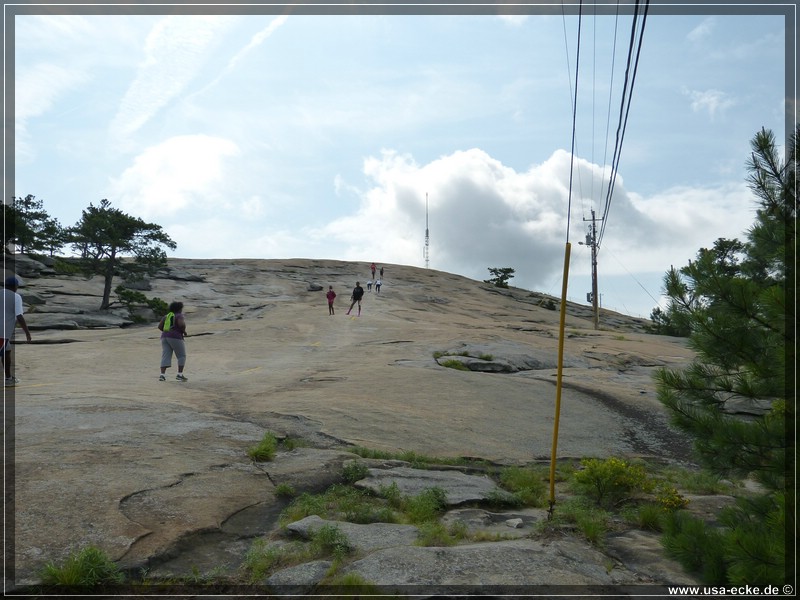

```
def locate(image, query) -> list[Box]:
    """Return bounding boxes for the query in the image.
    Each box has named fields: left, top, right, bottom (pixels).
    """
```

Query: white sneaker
left=176, top=374, right=188, bottom=382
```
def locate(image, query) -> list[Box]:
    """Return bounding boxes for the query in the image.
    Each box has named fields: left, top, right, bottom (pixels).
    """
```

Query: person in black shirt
left=346, top=282, right=365, bottom=316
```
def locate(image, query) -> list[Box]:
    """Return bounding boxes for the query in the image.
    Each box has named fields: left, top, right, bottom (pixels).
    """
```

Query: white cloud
left=498, top=15, right=528, bottom=27
left=110, top=15, right=238, bottom=140
left=687, top=17, right=715, bottom=43
left=304, top=149, right=757, bottom=293
left=683, top=87, right=736, bottom=118
left=15, top=63, right=89, bottom=162
left=108, top=135, right=240, bottom=220
left=227, top=15, right=288, bottom=71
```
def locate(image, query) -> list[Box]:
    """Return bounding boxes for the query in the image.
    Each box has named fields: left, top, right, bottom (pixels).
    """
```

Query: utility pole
left=423, top=193, right=430, bottom=269
left=581, top=209, right=601, bottom=329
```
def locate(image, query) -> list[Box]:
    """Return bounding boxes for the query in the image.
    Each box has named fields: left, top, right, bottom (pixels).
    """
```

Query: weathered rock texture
left=4, top=256, right=706, bottom=593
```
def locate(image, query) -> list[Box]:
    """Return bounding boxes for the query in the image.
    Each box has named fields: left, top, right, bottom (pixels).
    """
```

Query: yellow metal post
left=549, top=241, right=572, bottom=512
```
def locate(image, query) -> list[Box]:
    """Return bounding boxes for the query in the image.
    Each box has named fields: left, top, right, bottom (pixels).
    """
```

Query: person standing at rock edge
left=346, top=281, right=365, bottom=316
left=2, top=277, right=32, bottom=386
left=158, top=301, right=188, bottom=381
left=326, top=286, right=337, bottom=315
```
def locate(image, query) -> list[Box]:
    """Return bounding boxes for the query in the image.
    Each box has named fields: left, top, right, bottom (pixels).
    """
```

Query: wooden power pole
left=582, top=209, right=601, bottom=330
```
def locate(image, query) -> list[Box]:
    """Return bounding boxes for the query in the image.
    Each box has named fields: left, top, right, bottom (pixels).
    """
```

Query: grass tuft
left=41, top=546, right=125, bottom=587
left=247, top=432, right=278, bottom=462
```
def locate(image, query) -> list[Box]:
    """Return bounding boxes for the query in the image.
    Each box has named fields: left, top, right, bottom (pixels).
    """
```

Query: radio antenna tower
left=423, top=193, right=430, bottom=269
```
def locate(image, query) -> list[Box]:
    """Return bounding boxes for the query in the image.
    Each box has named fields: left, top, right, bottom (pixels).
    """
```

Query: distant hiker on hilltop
left=380, top=266, right=384, bottom=278
left=158, top=301, right=189, bottom=382
left=326, top=286, right=336, bottom=315
left=346, top=282, right=365, bottom=316
left=370, top=263, right=376, bottom=279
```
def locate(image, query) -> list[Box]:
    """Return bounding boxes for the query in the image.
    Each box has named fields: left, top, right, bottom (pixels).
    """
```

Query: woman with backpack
left=158, top=301, right=188, bottom=381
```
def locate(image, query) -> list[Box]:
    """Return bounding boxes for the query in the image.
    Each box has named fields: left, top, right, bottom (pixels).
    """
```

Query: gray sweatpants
left=160, top=337, right=187, bottom=368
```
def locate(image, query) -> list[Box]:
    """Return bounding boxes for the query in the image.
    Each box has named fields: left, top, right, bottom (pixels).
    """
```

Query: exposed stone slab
left=340, top=538, right=640, bottom=589
left=435, top=341, right=586, bottom=372
left=441, top=507, right=548, bottom=539
left=25, top=312, right=133, bottom=330
left=605, top=530, right=701, bottom=585
left=285, top=515, right=420, bottom=552
left=266, top=559, right=333, bottom=592
left=353, top=466, right=515, bottom=506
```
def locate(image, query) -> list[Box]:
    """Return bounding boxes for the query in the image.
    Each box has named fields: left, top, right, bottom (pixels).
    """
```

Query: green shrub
left=499, top=466, right=547, bottom=507
left=415, top=521, right=467, bottom=546
left=311, top=524, right=353, bottom=560
left=323, top=572, right=380, bottom=593
left=243, top=539, right=316, bottom=582
left=53, top=258, right=82, bottom=275
left=655, top=483, right=689, bottom=512
left=41, top=546, right=124, bottom=587
left=379, top=482, right=403, bottom=509
left=247, top=432, right=278, bottom=461
left=280, top=485, right=393, bottom=527
left=658, top=466, right=733, bottom=495
left=572, top=457, right=653, bottom=509
left=404, top=487, right=447, bottom=524
left=622, top=502, right=664, bottom=531
left=113, top=285, right=167, bottom=316
left=280, top=492, right=325, bottom=525
left=342, top=461, right=368, bottom=483
left=556, top=497, right=611, bottom=547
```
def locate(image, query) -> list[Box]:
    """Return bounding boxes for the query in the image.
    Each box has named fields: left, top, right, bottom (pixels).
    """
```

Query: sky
left=10, top=2, right=794, bottom=318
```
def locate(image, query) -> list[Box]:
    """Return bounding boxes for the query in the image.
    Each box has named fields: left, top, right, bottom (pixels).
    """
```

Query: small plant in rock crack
left=342, top=460, right=369, bottom=483
left=41, top=546, right=125, bottom=587
left=247, top=432, right=278, bottom=461
left=275, top=483, right=296, bottom=498
left=311, top=524, right=353, bottom=560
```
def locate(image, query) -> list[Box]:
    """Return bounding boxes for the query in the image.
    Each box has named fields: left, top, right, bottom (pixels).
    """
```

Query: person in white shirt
left=2, top=276, right=32, bottom=386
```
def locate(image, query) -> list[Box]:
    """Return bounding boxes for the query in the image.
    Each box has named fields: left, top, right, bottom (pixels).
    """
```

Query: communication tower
left=423, top=193, right=430, bottom=269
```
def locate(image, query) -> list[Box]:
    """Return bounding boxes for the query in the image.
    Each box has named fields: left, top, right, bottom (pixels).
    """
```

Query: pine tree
left=7, top=194, right=64, bottom=255
left=67, top=199, right=176, bottom=310
left=654, top=126, right=796, bottom=584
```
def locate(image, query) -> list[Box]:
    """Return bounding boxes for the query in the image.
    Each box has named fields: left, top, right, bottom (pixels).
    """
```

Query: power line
left=597, top=0, right=650, bottom=250
left=564, top=0, right=584, bottom=243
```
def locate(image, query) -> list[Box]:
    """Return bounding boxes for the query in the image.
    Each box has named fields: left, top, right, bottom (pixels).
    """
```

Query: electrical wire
left=564, top=0, right=584, bottom=243
left=597, top=0, right=650, bottom=250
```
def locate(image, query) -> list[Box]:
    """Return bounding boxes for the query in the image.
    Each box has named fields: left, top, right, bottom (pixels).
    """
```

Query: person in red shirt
left=326, top=286, right=337, bottom=315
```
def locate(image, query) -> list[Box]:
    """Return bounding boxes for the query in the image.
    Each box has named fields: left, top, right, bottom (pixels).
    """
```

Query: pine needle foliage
left=654, top=126, right=796, bottom=584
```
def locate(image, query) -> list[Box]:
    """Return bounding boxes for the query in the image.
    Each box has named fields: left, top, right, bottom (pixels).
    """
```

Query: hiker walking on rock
left=326, top=286, right=337, bottom=315
left=346, top=282, right=365, bottom=316
left=158, top=301, right=189, bottom=381
left=2, top=277, right=32, bottom=386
